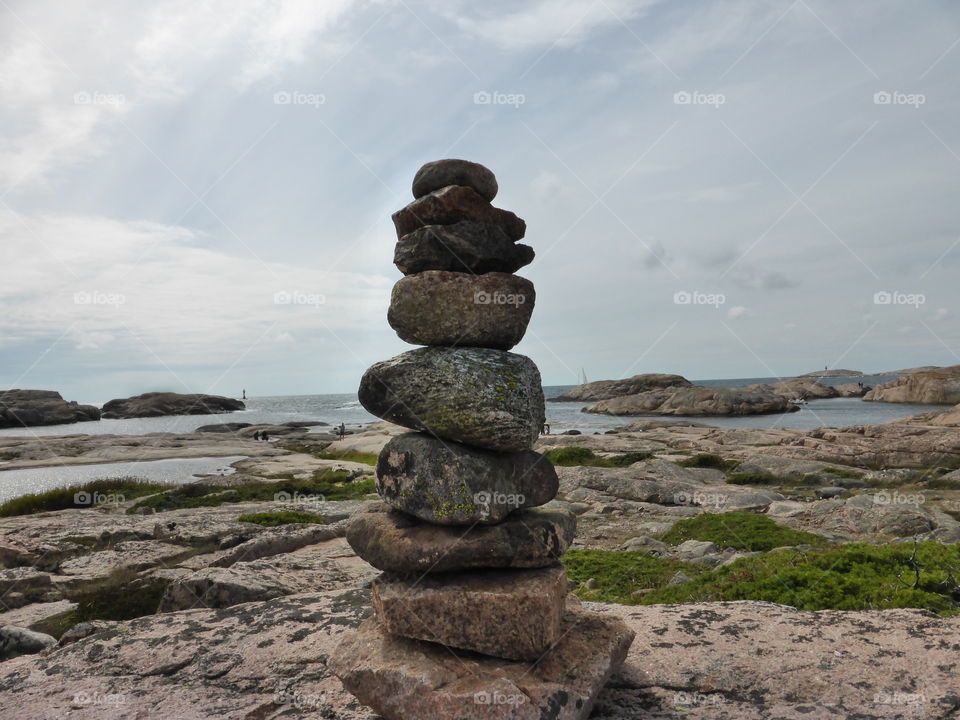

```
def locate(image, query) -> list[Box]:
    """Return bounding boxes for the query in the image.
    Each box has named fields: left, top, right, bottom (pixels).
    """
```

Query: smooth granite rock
left=330, top=604, right=635, bottom=720
left=377, top=432, right=558, bottom=524
left=392, top=186, right=526, bottom=240
left=394, top=222, right=535, bottom=275
left=345, top=502, right=575, bottom=573
left=358, top=347, right=545, bottom=452
left=388, top=271, right=535, bottom=351
left=412, top=159, right=498, bottom=202
left=372, top=567, right=568, bottom=660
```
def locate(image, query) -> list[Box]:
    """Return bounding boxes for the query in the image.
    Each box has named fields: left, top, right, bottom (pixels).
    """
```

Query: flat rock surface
left=388, top=271, right=534, bottom=351
left=376, top=432, right=558, bottom=524
left=333, top=605, right=634, bottom=720
left=2, top=589, right=959, bottom=719
left=346, top=501, right=576, bottom=573
left=372, top=567, right=568, bottom=661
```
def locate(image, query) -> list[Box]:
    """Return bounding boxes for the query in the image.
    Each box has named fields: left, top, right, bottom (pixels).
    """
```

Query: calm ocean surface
left=0, top=375, right=944, bottom=500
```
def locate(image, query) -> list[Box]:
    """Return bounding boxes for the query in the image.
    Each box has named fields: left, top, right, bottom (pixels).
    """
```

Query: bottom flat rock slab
left=330, top=606, right=634, bottom=720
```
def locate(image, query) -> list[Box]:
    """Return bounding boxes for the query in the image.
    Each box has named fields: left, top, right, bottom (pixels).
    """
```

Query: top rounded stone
left=412, top=159, right=498, bottom=202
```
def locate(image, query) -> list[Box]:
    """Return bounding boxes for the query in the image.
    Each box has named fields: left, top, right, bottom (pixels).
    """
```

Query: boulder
left=394, top=222, right=534, bottom=275
left=0, top=390, right=101, bottom=428
left=345, top=502, right=575, bottom=573
left=411, top=159, right=498, bottom=202
left=387, top=271, right=534, bottom=350
left=391, top=186, right=526, bottom=240
left=376, top=432, right=558, bottom=524
left=552, top=374, right=691, bottom=402
left=584, top=386, right=799, bottom=416
left=864, top=365, right=960, bottom=404
left=834, top=382, right=870, bottom=398
left=331, top=604, right=634, bottom=720
left=358, top=347, right=545, bottom=452
left=371, top=567, right=567, bottom=661
left=0, top=625, right=56, bottom=661
left=101, top=392, right=245, bottom=419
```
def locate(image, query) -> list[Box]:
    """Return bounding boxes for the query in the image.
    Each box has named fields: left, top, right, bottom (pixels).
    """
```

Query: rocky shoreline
left=0, top=399, right=958, bottom=717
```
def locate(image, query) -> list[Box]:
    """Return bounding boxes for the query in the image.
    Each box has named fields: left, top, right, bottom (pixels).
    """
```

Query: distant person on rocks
left=261, top=431, right=270, bottom=442
left=542, top=423, right=551, bottom=435
left=337, top=423, right=346, bottom=440
left=253, top=430, right=261, bottom=441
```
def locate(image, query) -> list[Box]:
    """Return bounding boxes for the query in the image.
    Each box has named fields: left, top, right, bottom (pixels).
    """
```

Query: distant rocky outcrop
left=765, top=378, right=837, bottom=400
left=552, top=373, right=691, bottom=402
left=833, top=382, right=870, bottom=398
left=0, top=390, right=100, bottom=429
left=863, top=365, right=960, bottom=404
left=583, top=385, right=798, bottom=416
left=101, top=392, right=245, bottom=419
left=798, top=369, right=863, bottom=378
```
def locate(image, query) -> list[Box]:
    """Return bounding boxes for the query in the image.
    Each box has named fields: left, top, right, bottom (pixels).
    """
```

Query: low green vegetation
left=821, top=466, right=865, bottom=480
left=659, top=512, right=829, bottom=551
left=544, top=446, right=652, bottom=468
left=127, top=469, right=374, bottom=513
left=237, top=510, right=328, bottom=526
left=563, top=542, right=960, bottom=614
left=313, top=449, right=379, bottom=466
left=726, top=471, right=780, bottom=486
left=0, top=477, right=177, bottom=517
left=562, top=549, right=703, bottom=603
left=677, top=453, right=740, bottom=472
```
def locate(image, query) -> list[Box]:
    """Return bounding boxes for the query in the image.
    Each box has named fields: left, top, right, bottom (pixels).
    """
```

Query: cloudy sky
left=1, top=0, right=958, bottom=403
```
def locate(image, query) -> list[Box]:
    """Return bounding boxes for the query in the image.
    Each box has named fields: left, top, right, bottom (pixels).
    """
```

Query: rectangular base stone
left=331, top=604, right=635, bottom=720
left=372, top=566, right=567, bottom=661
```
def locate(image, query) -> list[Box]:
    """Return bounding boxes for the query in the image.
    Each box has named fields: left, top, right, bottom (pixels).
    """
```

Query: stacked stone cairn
left=331, top=159, right=635, bottom=719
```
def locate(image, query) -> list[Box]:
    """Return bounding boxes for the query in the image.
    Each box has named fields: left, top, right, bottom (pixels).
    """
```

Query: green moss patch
left=643, top=542, right=960, bottom=614
left=0, top=478, right=177, bottom=517
left=562, top=549, right=702, bottom=603
left=237, top=510, right=329, bottom=526
left=544, top=447, right=652, bottom=468
left=677, top=453, right=740, bottom=472
left=127, top=470, right=374, bottom=514
left=726, top=471, right=780, bottom=486
left=659, top=512, right=828, bottom=551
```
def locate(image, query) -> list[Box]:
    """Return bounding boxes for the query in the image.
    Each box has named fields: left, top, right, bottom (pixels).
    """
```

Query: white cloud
left=727, top=305, right=750, bottom=320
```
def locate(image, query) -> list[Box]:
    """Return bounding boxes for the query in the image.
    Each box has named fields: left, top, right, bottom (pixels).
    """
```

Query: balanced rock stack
left=331, top=160, right=634, bottom=719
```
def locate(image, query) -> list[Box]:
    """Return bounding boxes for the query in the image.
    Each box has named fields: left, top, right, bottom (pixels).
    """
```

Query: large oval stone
left=388, top=271, right=534, bottom=351
left=346, top=501, right=576, bottom=573
left=394, top=221, right=535, bottom=275
left=358, top=347, right=545, bottom=452
left=412, top=159, right=498, bottom=202
left=392, top=186, right=526, bottom=240
left=376, top=432, right=558, bottom=524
